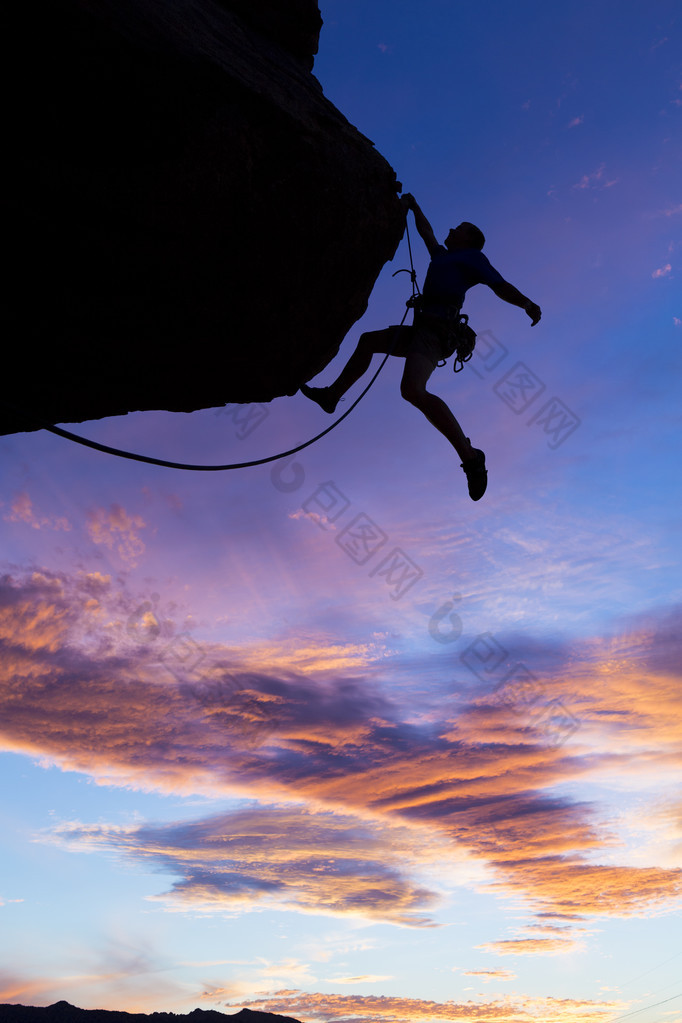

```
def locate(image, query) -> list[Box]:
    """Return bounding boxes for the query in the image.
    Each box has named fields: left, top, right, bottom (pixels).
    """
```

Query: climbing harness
left=403, top=296, right=477, bottom=374
left=8, top=225, right=419, bottom=473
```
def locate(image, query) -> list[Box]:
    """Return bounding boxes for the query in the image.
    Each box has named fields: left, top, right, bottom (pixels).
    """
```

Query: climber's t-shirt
left=422, top=246, right=505, bottom=311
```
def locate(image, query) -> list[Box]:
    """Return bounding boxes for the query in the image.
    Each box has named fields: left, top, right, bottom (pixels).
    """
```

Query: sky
left=1, top=2, right=681, bottom=1022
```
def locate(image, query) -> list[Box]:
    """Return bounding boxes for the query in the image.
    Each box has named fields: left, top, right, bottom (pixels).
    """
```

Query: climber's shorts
left=372, top=314, right=455, bottom=370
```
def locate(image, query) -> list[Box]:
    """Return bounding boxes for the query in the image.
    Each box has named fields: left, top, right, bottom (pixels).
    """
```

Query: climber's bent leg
left=329, top=326, right=410, bottom=400
left=301, top=326, right=413, bottom=414
left=400, top=351, right=474, bottom=462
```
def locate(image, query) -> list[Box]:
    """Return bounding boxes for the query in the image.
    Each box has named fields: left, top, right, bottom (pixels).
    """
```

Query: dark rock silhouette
left=0, top=1002, right=304, bottom=1023
left=3, top=0, right=403, bottom=436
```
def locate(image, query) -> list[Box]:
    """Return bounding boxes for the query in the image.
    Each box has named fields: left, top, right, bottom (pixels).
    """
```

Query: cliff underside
left=3, top=0, right=404, bottom=435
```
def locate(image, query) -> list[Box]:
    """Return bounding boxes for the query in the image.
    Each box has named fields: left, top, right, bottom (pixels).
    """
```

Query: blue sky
left=1, top=2, right=681, bottom=1022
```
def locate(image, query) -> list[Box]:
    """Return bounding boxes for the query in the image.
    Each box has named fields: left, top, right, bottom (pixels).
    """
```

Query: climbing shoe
left=300, top=384, right=338, bottom=414
left=461, top=443, right=487, bottom=501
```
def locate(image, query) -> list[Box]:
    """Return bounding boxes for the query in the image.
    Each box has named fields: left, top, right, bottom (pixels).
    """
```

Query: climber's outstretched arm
left=401, top=193, right=441, bottom=257
left=490, top=280, right=542, bottom=326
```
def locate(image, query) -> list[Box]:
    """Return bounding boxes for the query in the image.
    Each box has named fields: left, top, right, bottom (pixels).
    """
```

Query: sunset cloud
left=476, top=937, right=581, bottom=956
left=235, top=989, right=623, bottom=1023
left=50, top=808, right=443, bottom=926
left=462, top=970, right=516, bottom=982
left=3, top=491, right=71, bottom=531
left=86, top=503, right=147, bottom=565
left=3, top=571, right=682, bottom=938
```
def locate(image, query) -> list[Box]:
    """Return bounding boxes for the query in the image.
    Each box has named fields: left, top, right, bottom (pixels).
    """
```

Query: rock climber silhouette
left=300, top=194, right=542, bottom=501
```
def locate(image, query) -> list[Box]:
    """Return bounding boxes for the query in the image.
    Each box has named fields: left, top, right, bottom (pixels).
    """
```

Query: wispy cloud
left=652, top=264, right=672, bottom=278
left=476, top=937, right=582, bottom=956
left=326, top=975, right=395, bottom=985
left=572, top=164, right=619, bottom=190
left=0, top=933, right=186, bottom=1012
left=462, top=969, right=516, bottom=981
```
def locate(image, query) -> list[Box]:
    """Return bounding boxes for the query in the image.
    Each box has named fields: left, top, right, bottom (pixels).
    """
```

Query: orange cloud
left=0, top=572, right=75, bottom=653
left=461, top=970, right=516, bottom=982
left=3, top=571, right=682, bottom=938
left=235, top=989, right=623, bottom=1023
left=236, top=636, right=387, bottom=676
left=488, top=858, right=682, bottom=921
left=476, top=937, right=581, bottom=956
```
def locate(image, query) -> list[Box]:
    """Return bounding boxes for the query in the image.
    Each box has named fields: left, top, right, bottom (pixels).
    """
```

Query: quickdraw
left=450, top=312, right=477, bottom=373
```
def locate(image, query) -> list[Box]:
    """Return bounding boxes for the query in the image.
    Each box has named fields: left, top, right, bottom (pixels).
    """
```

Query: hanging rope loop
left=10, top=218, right=477, bottom=471
left=8, top=224, right=420, bottom=473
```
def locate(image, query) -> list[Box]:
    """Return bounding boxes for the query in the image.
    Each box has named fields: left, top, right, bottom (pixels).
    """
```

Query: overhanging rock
left=4, top=0, right=404, bottom=435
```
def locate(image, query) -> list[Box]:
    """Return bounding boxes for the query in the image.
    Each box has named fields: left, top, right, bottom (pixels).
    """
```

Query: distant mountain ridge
left=0, top=1003, right=304, bottom=1023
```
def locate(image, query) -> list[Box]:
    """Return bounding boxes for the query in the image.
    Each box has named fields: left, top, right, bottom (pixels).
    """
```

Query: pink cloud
left=572, top=164, right=618, bottom=190
left=3, top=491, right=71, bottom=531
left=652, top=264, right=672, bottom=278
left=86, top=503, right=147, bottom=565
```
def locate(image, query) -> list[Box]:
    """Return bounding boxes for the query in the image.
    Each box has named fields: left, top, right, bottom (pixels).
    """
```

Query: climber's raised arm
left=401, top=193, right=441, bottom=257
left=489, top=279, right=542, bottom=326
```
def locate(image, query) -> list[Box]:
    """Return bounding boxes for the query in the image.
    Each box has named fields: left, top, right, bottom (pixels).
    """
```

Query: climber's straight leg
left=399, top=351, right=474, bottom=462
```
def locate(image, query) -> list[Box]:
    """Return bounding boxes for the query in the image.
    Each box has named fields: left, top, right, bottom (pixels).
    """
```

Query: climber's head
left=445, top=222, right=485, bottom=251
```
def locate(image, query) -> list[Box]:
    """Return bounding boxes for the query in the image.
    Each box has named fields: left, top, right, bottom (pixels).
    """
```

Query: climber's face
left=445, top=224, right=472, bottom=250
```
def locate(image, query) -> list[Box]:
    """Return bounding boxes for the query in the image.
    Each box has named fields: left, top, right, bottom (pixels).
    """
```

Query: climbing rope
left=11, top=224, right=421, bottom=473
